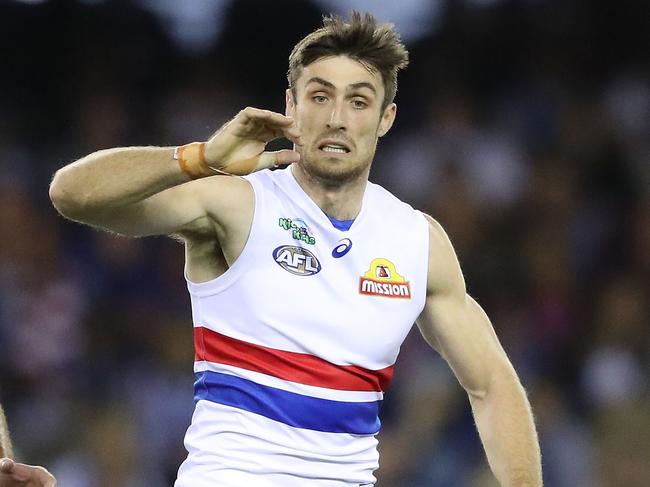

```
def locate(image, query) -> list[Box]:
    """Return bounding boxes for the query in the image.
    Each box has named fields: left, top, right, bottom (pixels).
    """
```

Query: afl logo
left=273, top=245, right=321, bottom=276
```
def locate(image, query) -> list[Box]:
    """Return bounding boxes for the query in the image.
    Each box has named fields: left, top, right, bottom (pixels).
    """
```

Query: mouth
left=318, top=139, right=351, bottom=155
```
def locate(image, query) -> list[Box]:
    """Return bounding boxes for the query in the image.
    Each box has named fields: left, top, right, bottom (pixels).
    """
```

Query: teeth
left=322, top=145, right=347, bottom=153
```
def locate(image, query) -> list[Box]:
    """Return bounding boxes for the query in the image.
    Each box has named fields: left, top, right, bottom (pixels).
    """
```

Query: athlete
left=49, top=11, right=542, bottom=487
left=0, top=404, right=57, bottom=487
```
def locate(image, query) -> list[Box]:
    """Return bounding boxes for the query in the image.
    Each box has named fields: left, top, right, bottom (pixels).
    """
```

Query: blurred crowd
left=0, top=1, right=648, bottom=486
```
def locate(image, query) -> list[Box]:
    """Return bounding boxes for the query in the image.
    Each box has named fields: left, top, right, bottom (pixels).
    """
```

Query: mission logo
left=359, top=258, right=411, bottom=299
left=273, top=245, right=321, bottom=276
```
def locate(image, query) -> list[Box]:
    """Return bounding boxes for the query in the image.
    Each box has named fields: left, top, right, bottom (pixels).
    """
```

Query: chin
left=302, top=152, right=370, bottom=185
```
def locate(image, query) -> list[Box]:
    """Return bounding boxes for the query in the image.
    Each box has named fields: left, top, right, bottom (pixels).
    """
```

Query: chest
left=230, top=214, right=423, bottom=366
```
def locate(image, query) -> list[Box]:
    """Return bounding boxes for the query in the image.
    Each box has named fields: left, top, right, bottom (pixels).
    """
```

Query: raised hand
left=0, top=459, right=56, bottom=487
left=204, top=107, right=303, bottom=175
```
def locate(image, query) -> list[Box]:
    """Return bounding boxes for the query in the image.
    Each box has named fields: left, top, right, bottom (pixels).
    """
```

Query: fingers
left=240, top=107, right=293, bottom=127
left=205, top=107, right=304, bottom=173
left=0, top=458, right=15, bottom=473
left=238, top=107, right=303, bottom=146
left=0, top=460, right=56, bottom=486
left=282, top=124, right=303, bottom=147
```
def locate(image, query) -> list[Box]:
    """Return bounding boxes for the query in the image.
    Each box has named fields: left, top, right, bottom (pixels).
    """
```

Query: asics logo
left=332, top=238, right=352, bottom=258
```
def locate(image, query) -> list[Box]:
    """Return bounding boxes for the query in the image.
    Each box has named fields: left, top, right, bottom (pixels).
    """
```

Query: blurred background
left=0, top=0, right=648, bottom=485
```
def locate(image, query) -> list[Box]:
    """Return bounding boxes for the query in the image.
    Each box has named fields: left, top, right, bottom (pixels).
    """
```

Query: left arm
left=416, top=216, right=542, bottom=486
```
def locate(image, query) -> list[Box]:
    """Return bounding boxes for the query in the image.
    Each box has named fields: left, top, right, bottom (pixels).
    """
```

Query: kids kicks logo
left=359, top=258, right=411, bottom=299
left=279, top=217, right=316, bottom=245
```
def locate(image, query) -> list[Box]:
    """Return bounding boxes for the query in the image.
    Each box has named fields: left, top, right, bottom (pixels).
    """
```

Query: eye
left=352, top=99, right=368, bottom=109
left=312, top=95, right=328, bottom=104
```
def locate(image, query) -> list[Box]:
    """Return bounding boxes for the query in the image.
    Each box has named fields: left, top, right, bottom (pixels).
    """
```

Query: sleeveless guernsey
left=175, top=167, right=429, bottom=487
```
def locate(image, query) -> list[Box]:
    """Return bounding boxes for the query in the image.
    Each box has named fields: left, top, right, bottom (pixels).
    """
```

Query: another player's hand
left=0, top=459, right=56, bottom=487
left=204, top=107, right=303, bottom=175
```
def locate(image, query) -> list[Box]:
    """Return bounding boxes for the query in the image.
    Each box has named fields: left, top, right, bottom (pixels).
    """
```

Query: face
left=286, top=55, right=396, bottom=185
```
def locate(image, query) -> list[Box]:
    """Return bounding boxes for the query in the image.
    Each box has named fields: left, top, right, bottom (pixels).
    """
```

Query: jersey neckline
left=282, top=166, right=369, bottom=235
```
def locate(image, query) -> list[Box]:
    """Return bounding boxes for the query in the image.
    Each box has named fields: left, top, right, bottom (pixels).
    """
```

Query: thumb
left=263, top=149, right=301, bottom=167
left=221, top=149, right=300, bottom=175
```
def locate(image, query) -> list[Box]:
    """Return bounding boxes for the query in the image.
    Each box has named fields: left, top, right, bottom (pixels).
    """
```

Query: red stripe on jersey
left=194, top=326, right=394, bottom=392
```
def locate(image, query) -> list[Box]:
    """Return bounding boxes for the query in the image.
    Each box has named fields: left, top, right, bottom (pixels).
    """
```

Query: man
left=0, top=404, right=57, bottom=487
left=49, top=11, right=542, bottom=487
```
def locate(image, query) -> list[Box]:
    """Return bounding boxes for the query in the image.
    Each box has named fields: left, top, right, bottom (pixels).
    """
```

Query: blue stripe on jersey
left=194, top=371, right=381, bottom=435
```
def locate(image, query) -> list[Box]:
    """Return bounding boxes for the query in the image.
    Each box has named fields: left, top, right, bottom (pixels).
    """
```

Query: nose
left=326, top=101, right=346, bottom=131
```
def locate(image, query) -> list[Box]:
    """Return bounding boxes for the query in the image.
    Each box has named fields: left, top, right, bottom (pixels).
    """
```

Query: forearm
left=0, top=404, right=13, bottom=459
left=470, top=369, right=542, bottom=486
left=49, top=146, right=189, bottom=218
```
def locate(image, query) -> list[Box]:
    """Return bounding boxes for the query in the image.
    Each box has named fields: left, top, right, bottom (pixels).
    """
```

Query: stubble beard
left=300, top=145, right=375, bottom=188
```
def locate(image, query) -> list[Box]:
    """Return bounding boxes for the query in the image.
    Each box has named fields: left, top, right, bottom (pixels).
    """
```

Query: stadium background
left=0, top=0, right=648, bottom=485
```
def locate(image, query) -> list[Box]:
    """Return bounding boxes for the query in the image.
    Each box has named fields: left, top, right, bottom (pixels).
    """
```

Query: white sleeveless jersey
left=175, top=167, right=429, bottom=487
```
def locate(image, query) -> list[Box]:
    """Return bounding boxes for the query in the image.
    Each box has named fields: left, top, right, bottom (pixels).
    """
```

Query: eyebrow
left=306, top=77, right=377, bottom=95
left=349, top=81, right=377, bottom=94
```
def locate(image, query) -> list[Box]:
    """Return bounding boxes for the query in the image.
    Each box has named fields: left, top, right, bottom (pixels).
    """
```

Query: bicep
left=417, top=215, right=512, bottom=397
left=81, top=176, right=251, bottom=238
left=417, top=294, right=511, bottom=398
left=77, top=181, right=208, bottom=237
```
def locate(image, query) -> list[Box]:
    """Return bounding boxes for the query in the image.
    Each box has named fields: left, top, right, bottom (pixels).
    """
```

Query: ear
left=377, top=103, right=397, bottom=137
left=285, top=89, right=296, bottom=117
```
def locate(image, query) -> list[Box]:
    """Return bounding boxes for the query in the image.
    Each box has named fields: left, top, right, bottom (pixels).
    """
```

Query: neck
left=291, top=163, right=368, bottom=220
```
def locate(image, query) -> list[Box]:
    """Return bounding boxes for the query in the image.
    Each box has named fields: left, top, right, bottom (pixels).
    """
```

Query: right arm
left=49, top=146, right=203, bottom=236
left=49, top=108, right=302, bottom=237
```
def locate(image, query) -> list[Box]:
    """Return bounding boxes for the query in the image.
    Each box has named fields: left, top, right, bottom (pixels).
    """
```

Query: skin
left=286, top=55, right=396, bottom=216
left=49, top=54, right=542, bottom=485
left=0, top=405, right=57, bottom=487
left=0, top=460, right=56, bottom=487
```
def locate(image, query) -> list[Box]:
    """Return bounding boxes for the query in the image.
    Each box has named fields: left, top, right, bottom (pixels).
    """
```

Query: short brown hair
left=288, top=11, right=409, bottom=111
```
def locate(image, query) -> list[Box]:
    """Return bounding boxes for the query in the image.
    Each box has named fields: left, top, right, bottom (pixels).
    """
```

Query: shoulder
left=422, top=213, right=466, bottom=297
left=422, top=214, right=451, bottom=251
left=366, top=180, right=425, bottom=222
left=366, top=180, right=409, bottom=206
